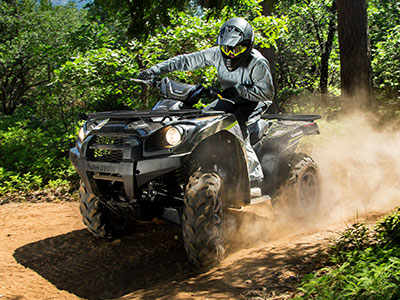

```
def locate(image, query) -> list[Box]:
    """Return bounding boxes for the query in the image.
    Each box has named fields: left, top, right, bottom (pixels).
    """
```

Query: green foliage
left=0, top=0, right=85, bottom=115
left=0, top=112, right=77, bottom=195
left=368, top=0, right=400, bottom=45
left=278, top=89, right=342, bottom=120
left=296, top=209, right=400, bottom=299
left=371, top=25, right=400, bottom=96
left=0, top=168, right=43, bottom=195
left=297, top=248, right=400, bottom=299
left=86, top=0, right=187, bottom=39
left=376, top=208, right=400, bottom=245
left=53, top=46, right=142, bottom=116
left=47, top=4, right=287, bottom=125
left=369, top=0, right=400, bottom=97
left=130, top=7, right=287, bottom=88
left=274, top=0, right=339, bottom=99
left=329, top=223, right=377, bottom=263
left=129, top=11, right=223, bottom=87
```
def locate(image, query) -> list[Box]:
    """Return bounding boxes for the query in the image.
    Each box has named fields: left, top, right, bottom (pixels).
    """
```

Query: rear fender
left=262, top=120, right=319, bottom=153
left=187, top=130, right=250, bottom=207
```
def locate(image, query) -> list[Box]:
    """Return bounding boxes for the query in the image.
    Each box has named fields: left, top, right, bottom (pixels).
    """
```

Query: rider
left=138, top=17, right=274, bottom=191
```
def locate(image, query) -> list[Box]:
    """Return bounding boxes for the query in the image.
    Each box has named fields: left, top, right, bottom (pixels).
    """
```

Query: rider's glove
left=203, top=87, right=221, bottom=99
left=220, top=86, right=239, bottom=100
left=138, top=69, right=155, bottom=80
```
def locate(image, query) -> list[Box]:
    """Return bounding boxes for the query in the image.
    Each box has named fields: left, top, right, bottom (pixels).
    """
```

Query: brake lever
left=131, top=78, right=152, bottom=86
left=132, top=77, right=161, bottom=88
left=218, top=94, right=235, bottom=104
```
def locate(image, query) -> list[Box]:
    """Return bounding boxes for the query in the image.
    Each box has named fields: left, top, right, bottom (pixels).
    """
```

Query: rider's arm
left=235, top=60, right=274, bottom=103
left=149, top=47, right=219, bottom=75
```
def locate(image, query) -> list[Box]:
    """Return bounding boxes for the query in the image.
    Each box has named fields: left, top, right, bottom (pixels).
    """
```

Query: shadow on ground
left=13, top=221, right=195, bottom=299
left=13, top=215, right=327, bottom=300
left=131, top=240, right=327, bottom=300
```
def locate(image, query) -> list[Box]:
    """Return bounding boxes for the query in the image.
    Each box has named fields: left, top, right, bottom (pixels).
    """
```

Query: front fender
left=187, top=130, right=250, bottom=207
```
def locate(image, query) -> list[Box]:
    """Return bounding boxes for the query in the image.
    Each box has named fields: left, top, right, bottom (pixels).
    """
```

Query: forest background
left=0, top=0, right=399, bottom=195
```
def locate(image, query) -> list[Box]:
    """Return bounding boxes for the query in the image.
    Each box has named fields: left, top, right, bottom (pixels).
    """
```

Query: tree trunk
left=261, top=0, right=278, bottom=113
left=336, top=0, right=374, bottom=105
left=319, top=0, right=336, bottom=97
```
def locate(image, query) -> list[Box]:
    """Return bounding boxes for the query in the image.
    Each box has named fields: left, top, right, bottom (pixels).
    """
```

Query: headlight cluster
left=76, top=119, right=109, bottom=148
left=78, top=126, right=86, bottom=143
left=77, top=124, right=88, bottom=149
left=165, top=126, right=182, bottom=146
left=145, top=125, right=189, bottom=152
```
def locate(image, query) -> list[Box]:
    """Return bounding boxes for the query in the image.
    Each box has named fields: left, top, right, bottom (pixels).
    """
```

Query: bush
left=376, top=208, right=400, bottom=245
left=0, top=112, right=78, bottom=195
left=296, top=209, right=400, bottom=299
left=372, top=25, right=400, bottom=97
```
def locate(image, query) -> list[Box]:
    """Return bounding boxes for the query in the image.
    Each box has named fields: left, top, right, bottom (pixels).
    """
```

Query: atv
left=69, top=77, right=321, bottom=267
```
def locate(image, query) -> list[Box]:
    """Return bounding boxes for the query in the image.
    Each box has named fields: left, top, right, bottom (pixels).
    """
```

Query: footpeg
left=250, top=187, right=271, bottom=205
left=250, top=187, right=261, bottom=198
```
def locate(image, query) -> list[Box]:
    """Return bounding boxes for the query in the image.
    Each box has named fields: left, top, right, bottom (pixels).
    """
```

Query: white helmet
left=216, top=17, right=254, bottom=71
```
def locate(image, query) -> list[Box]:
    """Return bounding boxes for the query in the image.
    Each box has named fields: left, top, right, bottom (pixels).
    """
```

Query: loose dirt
left=0, top=200, right=392, bottom=300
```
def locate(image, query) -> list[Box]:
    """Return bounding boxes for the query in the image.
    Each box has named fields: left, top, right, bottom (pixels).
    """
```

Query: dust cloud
left=228, top=109, right=400, bottom=250
left=312, top=111, right=400, bottom=225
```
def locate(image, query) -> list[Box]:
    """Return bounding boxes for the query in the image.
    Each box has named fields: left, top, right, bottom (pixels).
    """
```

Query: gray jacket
left=149, top=46, right=274, bottom=105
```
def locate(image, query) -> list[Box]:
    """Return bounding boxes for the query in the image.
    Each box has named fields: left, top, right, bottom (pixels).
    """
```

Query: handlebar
left=133, top=76, right=233, bottom=103
left=131, top=77, right=161, bottom=88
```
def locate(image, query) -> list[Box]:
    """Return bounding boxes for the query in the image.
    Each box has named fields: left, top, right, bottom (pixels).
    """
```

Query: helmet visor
left=220, top=44, right=248, bottom=58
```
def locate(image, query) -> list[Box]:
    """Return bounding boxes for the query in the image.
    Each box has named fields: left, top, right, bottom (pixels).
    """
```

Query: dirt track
left=0, top=200, right=391, bottom=300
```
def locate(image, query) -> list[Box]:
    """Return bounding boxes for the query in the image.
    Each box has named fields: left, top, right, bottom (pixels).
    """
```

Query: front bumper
left=69, top=147, right=190, bottom=200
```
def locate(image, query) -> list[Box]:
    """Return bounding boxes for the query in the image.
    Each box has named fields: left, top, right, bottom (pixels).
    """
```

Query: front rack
left=88, top=109, right=223, bottom=122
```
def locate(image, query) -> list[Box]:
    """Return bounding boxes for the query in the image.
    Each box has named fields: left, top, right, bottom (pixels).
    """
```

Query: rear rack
left=263, top=114, right=321, bottom=122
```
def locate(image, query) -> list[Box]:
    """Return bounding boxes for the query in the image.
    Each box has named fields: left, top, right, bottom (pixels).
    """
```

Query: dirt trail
left=0, top=201, right=391, bottom=300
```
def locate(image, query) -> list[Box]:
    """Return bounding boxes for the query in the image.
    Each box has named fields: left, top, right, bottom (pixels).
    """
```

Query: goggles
left=220, top=44, right=248, bottom=57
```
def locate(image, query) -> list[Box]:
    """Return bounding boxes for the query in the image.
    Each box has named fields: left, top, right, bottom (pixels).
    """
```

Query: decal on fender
left=224, top=121, right=243, bottom=141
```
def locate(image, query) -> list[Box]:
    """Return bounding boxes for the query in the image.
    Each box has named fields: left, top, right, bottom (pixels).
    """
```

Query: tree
left=0, top=0, right=84, bottom=115
left=319, top=0, right=337, bottom=96
left=86, top=0, right=187, bottom=40
left=368, top=0, right=400, bottom=97
left=260, top=0, right=278, bottom=112
left=336, top=0, right=374, bottom=103
left=274, top=0, right=340, bottom=101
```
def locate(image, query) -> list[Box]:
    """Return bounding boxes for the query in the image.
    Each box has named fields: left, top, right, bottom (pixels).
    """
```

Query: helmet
left=216, top=17, right=254, bottom=71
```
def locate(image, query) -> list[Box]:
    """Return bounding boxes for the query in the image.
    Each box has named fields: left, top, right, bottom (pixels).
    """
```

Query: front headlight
left=77, top=125, right=87, bottom=150
left=77, top=118, right=108, bottom=148
left=165, top=126, right=182, bottom=146
left=78, top=127, right=86, bottom=143
left=144, top=125, right=188, bottom=153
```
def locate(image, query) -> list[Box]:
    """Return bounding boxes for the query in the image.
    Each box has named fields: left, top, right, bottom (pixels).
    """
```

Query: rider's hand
left=138, top=69, right=155, bottom=80
left=220, top=86, right=238, bottom=100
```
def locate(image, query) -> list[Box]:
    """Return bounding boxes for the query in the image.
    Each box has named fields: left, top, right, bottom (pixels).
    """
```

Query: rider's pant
left=244, top=134, right=264, bottom=183
left=213, top=100, right=264, bottom=183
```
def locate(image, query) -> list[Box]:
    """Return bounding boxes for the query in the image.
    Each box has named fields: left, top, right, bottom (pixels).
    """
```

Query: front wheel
left=79, top=181, right=126, bottom=238
left=182, top=171, right=225, bottom=267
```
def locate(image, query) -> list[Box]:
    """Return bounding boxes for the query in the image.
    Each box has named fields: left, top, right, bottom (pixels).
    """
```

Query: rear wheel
left=274, top=153, right=320, bottom=219
left=79, top=181, right=126, bottom=238
left=182, top=171, right=225, bottom=267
